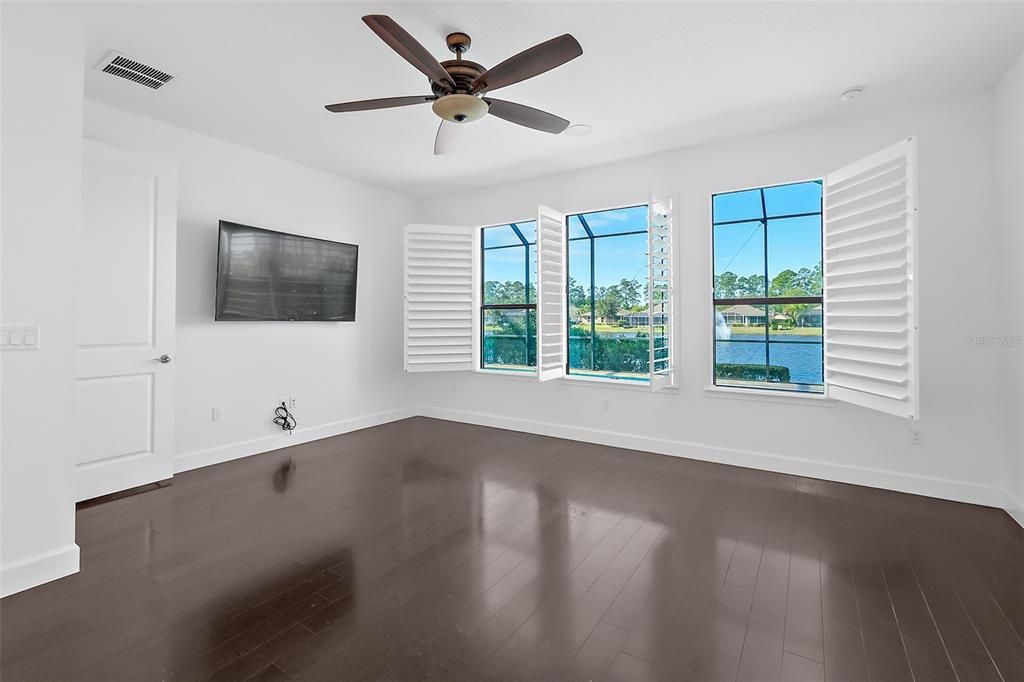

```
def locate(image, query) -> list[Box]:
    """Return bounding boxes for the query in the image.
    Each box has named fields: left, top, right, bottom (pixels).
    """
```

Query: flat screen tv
left=215, top=221, right=358, bottom=321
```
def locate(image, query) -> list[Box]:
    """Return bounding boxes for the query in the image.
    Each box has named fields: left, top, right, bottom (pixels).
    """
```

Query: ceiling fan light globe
left=432, top=94, right=489, bottom=123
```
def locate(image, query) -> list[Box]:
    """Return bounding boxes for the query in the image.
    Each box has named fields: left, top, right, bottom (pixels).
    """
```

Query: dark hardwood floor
left=2, top=417, right=1022, bottom=681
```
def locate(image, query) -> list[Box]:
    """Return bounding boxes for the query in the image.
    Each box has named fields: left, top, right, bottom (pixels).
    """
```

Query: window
left=712, top=181, right=824, bottom=393
left=480, top=221, right=537, bottom=372
left=566, top=205, right=651, bottom=382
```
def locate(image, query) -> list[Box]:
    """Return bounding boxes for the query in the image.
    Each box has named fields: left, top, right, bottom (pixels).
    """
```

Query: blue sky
left=713, top=181, right=822, bottom=280
left=483, top=183, right=821, bottom=294
left=484, top=207, right=650, bottom=291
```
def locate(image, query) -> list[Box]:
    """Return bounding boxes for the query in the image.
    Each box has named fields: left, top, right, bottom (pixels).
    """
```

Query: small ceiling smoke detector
left=563, top=123, right=593, bottom=137
left=840, top=87, right=864, bottom=102
left=96, top=51, right=174, bottom=90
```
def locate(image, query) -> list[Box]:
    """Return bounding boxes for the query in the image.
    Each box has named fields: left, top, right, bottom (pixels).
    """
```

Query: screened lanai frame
left=564, top=203, right=651, bottom=382
left=711, top=178, right=825, bottom=393
left=479, top=220, right=537, bottom=372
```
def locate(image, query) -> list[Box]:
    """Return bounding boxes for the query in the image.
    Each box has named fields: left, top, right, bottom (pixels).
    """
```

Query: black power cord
left=273, top=402, right=297, bottom=434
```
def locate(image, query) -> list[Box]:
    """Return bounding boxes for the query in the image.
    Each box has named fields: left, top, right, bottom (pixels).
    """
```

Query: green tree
left=781, top=302, right=819, bottom=329
left=808, top=261, right=823, bottom=295
left=483, top=280, right=499, bottom=304
left=617, top=278, right=642, bottom=309
left=484, top=280, right=531, bottom=305
left=715, top=271, right=739, bottom=298
left=568, top=277, right=589, bottom=309
left=769, top=269, right=802, bottom=297
left=595, top=286, right=623, bottom=322
left=736, top=274, right=766, bottom=297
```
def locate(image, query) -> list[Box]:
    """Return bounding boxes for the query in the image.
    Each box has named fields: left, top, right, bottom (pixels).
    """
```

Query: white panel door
left=536, top=205, right=566, bottom=382
left=824, top=137, right=918, bottom=419
left=75, top=140, right=177, bottom=501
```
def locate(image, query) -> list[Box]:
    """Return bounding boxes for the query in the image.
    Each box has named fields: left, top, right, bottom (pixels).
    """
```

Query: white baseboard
left=0, top=543, right=80, bottom=599
left=419, top=406, right=1007, bottom=509
left=174, top=406, right=417, bottom=474
left=1004, top=489, right=1024, bottom=530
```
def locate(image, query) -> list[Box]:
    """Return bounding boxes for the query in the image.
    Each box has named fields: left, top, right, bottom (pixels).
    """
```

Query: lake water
left=716, top=335, right=823, bottom=385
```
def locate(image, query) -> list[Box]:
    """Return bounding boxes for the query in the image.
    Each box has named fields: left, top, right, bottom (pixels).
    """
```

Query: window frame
left=709, top=178, right=825, bottom=394
left=479, top=220, right=538, bottom=374
left=564, top=202, right=652, bottom=384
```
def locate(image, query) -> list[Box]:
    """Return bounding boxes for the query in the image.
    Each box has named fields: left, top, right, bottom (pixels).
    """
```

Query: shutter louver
left=649, top=197, right=675, bottom=390
left=536, top=206, right=566, bottom=382
left=824, top=138, right=918, bottom=418
left=404, top=224, right=475, bottom=372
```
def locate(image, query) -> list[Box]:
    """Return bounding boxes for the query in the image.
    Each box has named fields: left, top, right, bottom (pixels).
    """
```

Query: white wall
left=416, top=90, right=1011, bottom=508
left=996, top=49, right=1024, bottom=524
left=0, top=5, right=84, bottom=597
left=84, top=102, right=418, bottom=473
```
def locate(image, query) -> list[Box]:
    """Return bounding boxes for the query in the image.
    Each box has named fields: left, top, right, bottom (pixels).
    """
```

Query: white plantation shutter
left=404, top=223, right=475, bottom=372
left=648, top=196, right=675, bottom=390
left=536, top=205, right=566, bottom=382
left=824, top=137, right=918, bottom=418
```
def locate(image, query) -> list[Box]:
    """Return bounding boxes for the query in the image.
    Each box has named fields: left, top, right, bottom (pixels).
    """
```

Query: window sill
left=473, top=369, right=679, bottom=393
left=561, top=374, right=650, bottom=391
left=704, top=385, right=836, bottom=406
left=475, top=368, right=538, bottom=379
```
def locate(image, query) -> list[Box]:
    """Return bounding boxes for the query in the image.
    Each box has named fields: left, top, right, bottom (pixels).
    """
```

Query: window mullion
left=760, top=188, right=770, bottom=377
left=590, top=234, right=596, bottom=371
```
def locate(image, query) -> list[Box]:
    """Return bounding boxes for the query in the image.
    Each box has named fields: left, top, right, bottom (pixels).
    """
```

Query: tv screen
left=215, top=221, right=358, bottom=321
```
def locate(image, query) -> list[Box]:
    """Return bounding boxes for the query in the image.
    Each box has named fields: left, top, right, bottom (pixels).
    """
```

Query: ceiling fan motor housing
left=431, top=58, right=485, bottom=95
left=432, top=51, right=489, bottom=123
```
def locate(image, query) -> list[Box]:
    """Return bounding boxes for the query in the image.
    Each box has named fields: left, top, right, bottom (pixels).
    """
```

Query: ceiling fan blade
left=484, top=98, right=570, bottom=134
left=362, top=15, right=456, bottom=92
left=325, top=95, right=435, bottom=113
left=434, top=120, right=460, bottom=155
left=471, top=34, right=582, bottom=94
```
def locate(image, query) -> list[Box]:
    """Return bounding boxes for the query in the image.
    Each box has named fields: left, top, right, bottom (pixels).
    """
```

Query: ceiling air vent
left=96, top=51, right=174, bottom=90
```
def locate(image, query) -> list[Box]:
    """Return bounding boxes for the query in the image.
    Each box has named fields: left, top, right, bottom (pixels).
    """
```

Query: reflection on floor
left=1, top=417, right=1022, bottom=681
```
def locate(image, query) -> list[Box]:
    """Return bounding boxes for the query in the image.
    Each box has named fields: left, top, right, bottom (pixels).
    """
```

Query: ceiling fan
left=325, top=15, right=583, bottom=155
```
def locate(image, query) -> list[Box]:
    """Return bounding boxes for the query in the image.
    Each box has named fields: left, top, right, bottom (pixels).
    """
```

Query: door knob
left=156, top=354, right=173, bottom=364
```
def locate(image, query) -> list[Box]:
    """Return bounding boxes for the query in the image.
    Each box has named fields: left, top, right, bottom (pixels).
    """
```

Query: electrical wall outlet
left=288, top=396, right=297, bottom=410
left=910, top=429, right=922, bottom=445
left=601, top=399, right=610, bottom=411
left=212, top=407, right=222, bottom=422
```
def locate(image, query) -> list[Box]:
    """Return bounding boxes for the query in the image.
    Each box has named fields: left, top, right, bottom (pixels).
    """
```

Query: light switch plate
left=1, top=325, right=40, bottom=350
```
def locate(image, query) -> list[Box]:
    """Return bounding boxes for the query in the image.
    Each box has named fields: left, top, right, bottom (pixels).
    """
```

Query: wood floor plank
left=872, top=529, right=958, bottom=682
left=784, top=483, right=824, bottom=665
left=781, top=651, right=824, bottom=682
left=817, top=494, right=869, bottom=682
left=736, top=610, right=785, bottom=682
left=690, top=583, right=756, bottom=681
left=604, top=651, right=652, bottom=682
left=849, top=510, right=915, bottom=682
left=564, top=620, right=629, bottom=682
left=908, top=551, right=1003, bottom=682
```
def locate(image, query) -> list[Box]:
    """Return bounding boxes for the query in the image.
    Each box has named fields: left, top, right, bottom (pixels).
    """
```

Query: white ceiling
left=73, top=1, right=1024, bottom=197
